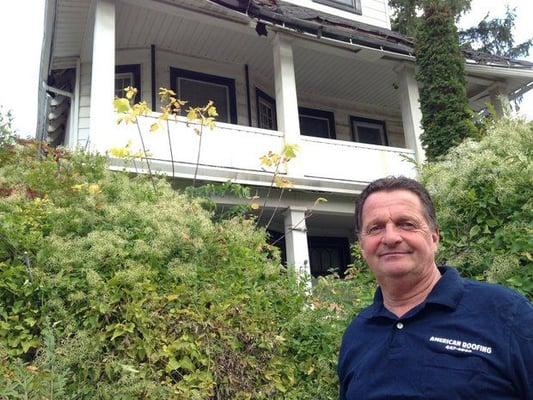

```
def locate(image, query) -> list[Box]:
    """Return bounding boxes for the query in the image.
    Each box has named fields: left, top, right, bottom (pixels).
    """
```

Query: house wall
left=281, top=0, right=391, bottom=29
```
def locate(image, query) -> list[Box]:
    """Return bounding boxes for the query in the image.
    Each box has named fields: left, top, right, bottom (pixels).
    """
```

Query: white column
left=283, top=207, right=311, bottom=282
left=89, top=0, right=116, bottom=153
left=396, top=64, right=425, bottom=164
left=272, top=33, right=304, bottom=176
left=489, top=83, right=509, bottom=118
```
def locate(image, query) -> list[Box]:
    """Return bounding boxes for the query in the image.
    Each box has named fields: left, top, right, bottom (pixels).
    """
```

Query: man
left=338, top=176, right=532, bottom=399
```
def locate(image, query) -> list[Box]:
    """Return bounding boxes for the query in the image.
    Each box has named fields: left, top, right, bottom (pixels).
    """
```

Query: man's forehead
left=361, top=190, right=425, bottom=220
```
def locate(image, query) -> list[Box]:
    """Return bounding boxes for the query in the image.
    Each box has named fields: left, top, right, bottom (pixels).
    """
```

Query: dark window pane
left=332, top=0, right=353, bottom=6
left=178, top=78, right=229, bottom=123
left=357, top=126, right=383, bottom=145
left=258, top=98, right=275, bottom=129
left=299, top=115, right=331, bottom=138
left=308, top=237, right=350, bottom=277
left=115, top=74, right=132, bottom=98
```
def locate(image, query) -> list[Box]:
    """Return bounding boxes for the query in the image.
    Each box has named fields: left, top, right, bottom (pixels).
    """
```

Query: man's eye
left=366, top=226, right=383, bottom=235
left=399, top=222, right=416, bottom=229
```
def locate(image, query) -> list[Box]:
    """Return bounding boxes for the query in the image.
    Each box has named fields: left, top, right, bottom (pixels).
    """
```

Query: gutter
left=465, top=63, right=533, bottom=79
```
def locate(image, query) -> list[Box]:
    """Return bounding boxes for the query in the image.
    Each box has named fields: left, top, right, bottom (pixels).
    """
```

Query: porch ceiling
left=114, top=1, right=403, bottom=111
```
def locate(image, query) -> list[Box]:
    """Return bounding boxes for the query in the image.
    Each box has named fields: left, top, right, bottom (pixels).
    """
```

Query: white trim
left=465, top=63, right=533, bottom=79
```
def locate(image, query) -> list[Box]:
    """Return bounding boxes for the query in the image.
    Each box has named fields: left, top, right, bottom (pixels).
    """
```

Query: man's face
left=359, top=189, right=439, bottom=281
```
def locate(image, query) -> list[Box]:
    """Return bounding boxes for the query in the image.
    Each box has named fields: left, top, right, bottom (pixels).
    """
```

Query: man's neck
left=379, top=266, right=442, bottom=318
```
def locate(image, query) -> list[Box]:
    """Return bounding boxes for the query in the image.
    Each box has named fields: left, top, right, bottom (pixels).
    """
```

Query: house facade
left=37, top=0, right=533, bottom=278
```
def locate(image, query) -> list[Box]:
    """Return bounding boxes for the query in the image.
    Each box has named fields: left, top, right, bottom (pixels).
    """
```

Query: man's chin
left=378, top=262, right=415, bottom=278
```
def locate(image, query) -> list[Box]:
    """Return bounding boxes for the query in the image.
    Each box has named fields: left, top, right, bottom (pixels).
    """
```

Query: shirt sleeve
left=508, top=296, right=533, bottom=399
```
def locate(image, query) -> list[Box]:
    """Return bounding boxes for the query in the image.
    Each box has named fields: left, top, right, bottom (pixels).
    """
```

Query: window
left=115, top=64, right=141, bottom=101
left=313, top=0, right=361, bottom=14
left=256, top=88, right=277, bottom=130
left=308, top=237, right=351, bottom=277
left=170, top=67, right=237, bottom=124
left=350, top=116, right=388, bottom=146
left=299, top=107, right=336, bottom=139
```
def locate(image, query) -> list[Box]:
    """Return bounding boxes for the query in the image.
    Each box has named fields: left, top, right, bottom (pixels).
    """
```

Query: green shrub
left=421, top=116, right=533, bottom=298
left=0, top=140, right=372, bottom=399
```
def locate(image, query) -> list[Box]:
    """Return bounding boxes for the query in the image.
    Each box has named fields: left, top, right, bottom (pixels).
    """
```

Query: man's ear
left=431, top=227, right=440, bottom=249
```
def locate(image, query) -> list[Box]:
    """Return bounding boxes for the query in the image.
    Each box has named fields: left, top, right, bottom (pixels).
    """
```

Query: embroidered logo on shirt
left=429, top=336, right=492, bottom=355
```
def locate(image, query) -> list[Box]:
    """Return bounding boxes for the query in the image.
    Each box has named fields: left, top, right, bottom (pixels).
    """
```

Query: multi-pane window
left=350, top=116, right=388, bottom=146
left=114, top=73, right=133, bottom=98
left=298, top=107, right=336, bottom=139
left=114, top=65, right=141, bottom=101
left=256, top=88, right=277, bottom=130
left=170, top=68, right=237, bottom=124
left=312, top=0, right=361, bottom=14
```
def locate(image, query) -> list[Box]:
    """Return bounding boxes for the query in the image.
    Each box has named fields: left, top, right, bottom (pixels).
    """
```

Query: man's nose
left=381, top=223, right=402, bottom=246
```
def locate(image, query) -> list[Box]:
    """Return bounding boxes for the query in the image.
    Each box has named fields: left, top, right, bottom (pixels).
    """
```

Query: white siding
left=77, top=62, right=92, bottom=147
left=281, top=0, right=391, bottom=29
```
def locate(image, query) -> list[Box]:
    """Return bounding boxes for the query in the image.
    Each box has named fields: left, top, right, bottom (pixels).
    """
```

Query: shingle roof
left=211, top=0, right=533, bottom=69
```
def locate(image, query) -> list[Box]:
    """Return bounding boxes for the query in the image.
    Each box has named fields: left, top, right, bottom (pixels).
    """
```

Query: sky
left=0, top=0, right=531, bottom=137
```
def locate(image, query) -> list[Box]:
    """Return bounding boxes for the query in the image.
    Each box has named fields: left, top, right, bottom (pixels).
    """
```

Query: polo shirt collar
left=363, top=266, right=464, bottom=320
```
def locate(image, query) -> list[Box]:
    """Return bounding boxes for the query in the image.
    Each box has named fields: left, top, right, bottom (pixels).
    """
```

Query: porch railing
left=110, top=115, right=416, bottom=191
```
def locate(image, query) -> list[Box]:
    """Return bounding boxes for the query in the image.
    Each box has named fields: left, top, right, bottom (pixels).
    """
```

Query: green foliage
left=421, top=117, right=533, bottom=299
left=415, top=0, right=476, bottom=161
left=0, top=140, right=373, bottom=399
left=388, top=0, right=471, bottom=36
left=459, top=6, right=532, bottom=58
left=0, top=107, right=16, bottom=149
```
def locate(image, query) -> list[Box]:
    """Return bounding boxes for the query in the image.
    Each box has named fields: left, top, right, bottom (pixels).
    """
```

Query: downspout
left=151, top=44, right=156, bottom=111
left=245, top=64, right=252, bottom=127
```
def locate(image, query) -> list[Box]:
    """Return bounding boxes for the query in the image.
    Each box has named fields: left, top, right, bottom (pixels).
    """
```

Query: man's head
left=355, top=177, right=440, bottom=281
left=355, top=176, right=438, bottom=238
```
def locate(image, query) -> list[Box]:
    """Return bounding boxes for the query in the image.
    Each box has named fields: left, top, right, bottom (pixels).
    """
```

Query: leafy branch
left=112, top=86, right=218, bottom=192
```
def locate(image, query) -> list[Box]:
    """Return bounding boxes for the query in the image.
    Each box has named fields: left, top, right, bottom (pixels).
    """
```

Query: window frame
left=312, top=0, right=362, bottom=14
left=115, top=64, right=141, bottom=102
left=255, top=88, right=277, bottom=130
left=298, top=107, right=336, bottom=139
left=350, top=116, right=388, bottom=146
left=170, top=67, right=237, bottom=124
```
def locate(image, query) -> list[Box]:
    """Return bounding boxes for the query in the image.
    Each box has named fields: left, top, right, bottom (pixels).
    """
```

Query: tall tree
left=415, top=0, right=475, bottom=160
left=389, top=0, right=531, bottom=59
left=459, top=7, right=532, bottom=58
left=389, top=0, right=471, bottom=37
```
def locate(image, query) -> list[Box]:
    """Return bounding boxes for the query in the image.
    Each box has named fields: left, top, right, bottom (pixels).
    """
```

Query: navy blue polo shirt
left=338, top=267, right=533, bottom=399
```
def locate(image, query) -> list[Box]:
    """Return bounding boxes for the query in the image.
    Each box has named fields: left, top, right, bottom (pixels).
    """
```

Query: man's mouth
left=379, top=251, right=410, bottom=257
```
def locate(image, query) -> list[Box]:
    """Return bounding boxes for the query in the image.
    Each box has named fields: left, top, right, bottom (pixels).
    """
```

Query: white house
left=37, top=0, right=533, bottom=278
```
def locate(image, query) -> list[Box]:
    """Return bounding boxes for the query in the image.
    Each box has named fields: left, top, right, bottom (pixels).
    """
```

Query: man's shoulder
left=459, top=276, right=532, bottom=338
left=460, top=275, right=527, bottom=306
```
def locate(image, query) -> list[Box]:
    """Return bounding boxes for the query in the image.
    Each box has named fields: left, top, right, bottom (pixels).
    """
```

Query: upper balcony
left=111, top=115, right=416, bottom=194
